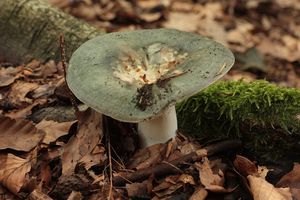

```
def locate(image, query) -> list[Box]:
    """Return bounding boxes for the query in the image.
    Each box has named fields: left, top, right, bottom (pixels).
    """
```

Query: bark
left=0, top=0, right=103, bottom=64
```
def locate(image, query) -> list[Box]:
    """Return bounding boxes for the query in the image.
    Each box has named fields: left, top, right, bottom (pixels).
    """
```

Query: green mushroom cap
left=67, top=29, right=235, bottom=122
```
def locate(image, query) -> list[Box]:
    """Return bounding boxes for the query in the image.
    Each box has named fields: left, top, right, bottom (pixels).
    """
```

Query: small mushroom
left=66, top=29, right=234, bottom=147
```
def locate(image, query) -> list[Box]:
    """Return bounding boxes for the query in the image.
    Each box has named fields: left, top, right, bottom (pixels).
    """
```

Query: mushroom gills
left=138, top=105, right=177, bottom=147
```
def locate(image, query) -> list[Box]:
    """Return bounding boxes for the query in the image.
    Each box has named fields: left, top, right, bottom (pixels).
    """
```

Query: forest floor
left=0, top=0, right=300, bottom=199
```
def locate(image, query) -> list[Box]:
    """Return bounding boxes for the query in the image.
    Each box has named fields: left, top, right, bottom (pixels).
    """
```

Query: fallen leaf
left=127, top=143, right=164, bottom=170
left=178, top=142, right=200, bottom=155
left=189, top=187, right=208, bottom=200
left=195, top=158, right=227, bottom=192
left=139, top=12, right=162, bottom=22
left=126, top=180, right=148, bottom=198
left=248, top=175, right=292, bottom=200
left=8, top=81, right=39, bottom=106
left=0, top=66, right=22, bottom=87
left=40, top=162, right=52, bottom=187
left=32, top=83, right=56, bottom=99
left=234, top=155, right=258, bottom=177
left=0, top=153, right=31, bottom=194
left=257, top=166, right=270, bottom=179
left=276, top=0, right=300, bottom=9
left=136, top=0, right=170, bottom=10
left=36, top=119, right=76, bottom=144
left=227, top=21, right=257, bottom=52
left=5, top=99, right=47, bottom=119
left=0, top=116, right=45, bottom=151
left=40, top=60, right=58, bottom=78
left=61, top=108, right=103, bottom=175
left=152, top=175, right=183, bottom=198
left=0, top=185, right=17, bottom=200
left=67, top=191, right=82, bottom=200
left=277, top=163, right=300, bottom=200
left=27, top=189, right=53, bottom=200
left=178, top=174, right=195, bottom=185
left=47, top=0, right=70, bottom=8
left=25, top=60, right=40, bottom=70
left=222, top=70, right=257, bottom=82
left=78, top=145, right=107, bottom=170
left=163, top=12, right=200, bottom=32
left=257, top=36, right=300, bottom=62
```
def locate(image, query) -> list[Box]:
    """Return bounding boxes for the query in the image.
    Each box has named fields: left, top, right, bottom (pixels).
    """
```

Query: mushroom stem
left=138, top=105, right=177, bottom=147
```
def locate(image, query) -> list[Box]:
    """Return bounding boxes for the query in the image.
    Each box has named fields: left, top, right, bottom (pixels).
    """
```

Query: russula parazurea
left=66, top=29, right=235, bottom=147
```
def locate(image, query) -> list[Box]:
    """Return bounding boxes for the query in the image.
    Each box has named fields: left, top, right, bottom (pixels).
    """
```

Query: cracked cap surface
left=67, top=29, right=235, bottom=122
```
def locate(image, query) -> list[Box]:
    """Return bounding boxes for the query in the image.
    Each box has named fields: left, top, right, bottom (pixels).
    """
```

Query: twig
left=107, top=141, right=113, bottom=200
left=103, top=116, right=114, bottom=200
left=59, top=35, right=79, bottom=116
left=113, top=139, right=242, bottom=186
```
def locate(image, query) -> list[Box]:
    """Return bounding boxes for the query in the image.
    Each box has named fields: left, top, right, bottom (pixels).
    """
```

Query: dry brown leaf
left=126, top=180, right=148, bottom=198
left=40, top=60, right=58, bottom=78
left=189, top=187, right=208, bottom=200
left=61, top=109, right=103, bottom=175
left=152, top=175, right=183, bottom=198
left=178, top=174, right=195, bottom=185
left=40, top=162, right=52, bottom=187
left=137, top=0, right=170, bottom=9
left=47, top=0, right=70, bottom=8
left=139, top=12, right=162, bottom=22
left=197, top=17, right=228, bottom=45
left=226, top=21, right=257, bottom=52
left=0, top=153, right=31, bottom=194
left=165, top=137, right=176, bottom=158
left=67, top=191, right=82, bottom=200
left=32, top=83, right=56, bottom=99
left=178, top=142, right=200, bottom=155
left=78, top=145, right=106, bottom=170
left=257, top=166, right=270, bottom=179
left=234, top=155, right=258, bottom=177
left=0, top=116, right=45, bottom=151
left=195, top=158, right=226, bottom=192
left=5, top=99, right=47, bottom=119
left=222, top=71, right=257, bottom=82
left=277, top=163, right=300, bottom=200
left=248, top=175, right=292, bottom=200
left=25, top=60, right=40, bottom=70
left=8, top=81, right=39, bottom=106
left=36, top=119, right=76, bottom=144
left=0, top=185, right=17, bottom=200
left=163, top=12, right=200, bottom=32
left=257, top=37, right=300, bottom=62
left=127, top=143, right=164, bottom=170
left=0, top=66, right=22, bottom=87
left=276, top=0, right=300, bottom=9
left=27, top=189, right=53, bottom=200
left=71, top=4, right=102, bottom=21
left=173, top=1, right=193, bottom=10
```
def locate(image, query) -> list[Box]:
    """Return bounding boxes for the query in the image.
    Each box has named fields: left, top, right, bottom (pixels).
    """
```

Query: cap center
left=113, top=43, right=188, bottom=86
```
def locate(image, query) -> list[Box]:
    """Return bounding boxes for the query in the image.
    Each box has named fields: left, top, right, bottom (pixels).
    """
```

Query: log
left=0, top=0, right=103, bottom=64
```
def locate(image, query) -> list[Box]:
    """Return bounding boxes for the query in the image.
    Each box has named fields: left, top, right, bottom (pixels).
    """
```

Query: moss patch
left=176, top=80, right=300, bottom=161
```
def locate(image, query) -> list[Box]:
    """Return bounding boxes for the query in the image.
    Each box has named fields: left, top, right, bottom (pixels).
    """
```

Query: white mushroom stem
left=138, top=105, right=177, bottom=147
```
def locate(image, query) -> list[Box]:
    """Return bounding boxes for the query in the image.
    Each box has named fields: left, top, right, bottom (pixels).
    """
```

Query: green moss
left=176, top=80, right=300, bottom=161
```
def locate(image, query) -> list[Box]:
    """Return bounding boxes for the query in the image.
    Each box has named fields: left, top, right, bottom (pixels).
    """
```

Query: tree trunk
left=0, top=0, right=103, bottom=64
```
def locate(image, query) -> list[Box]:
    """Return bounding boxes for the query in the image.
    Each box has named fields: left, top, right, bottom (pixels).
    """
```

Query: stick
left=59, top=35, right=79, bottom=116
left=113, top=139, right=242, bottom=186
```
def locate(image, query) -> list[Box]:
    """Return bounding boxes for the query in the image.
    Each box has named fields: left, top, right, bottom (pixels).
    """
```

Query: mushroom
left=66, top=29, right=235, bottom=147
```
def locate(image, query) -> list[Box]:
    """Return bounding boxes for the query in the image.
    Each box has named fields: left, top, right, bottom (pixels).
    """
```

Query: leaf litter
left=0, top=0, right=300, bottom=199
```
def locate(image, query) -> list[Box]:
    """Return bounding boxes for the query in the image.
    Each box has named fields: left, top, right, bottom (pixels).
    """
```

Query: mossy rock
left=176, top=80, right=300, bottom=162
